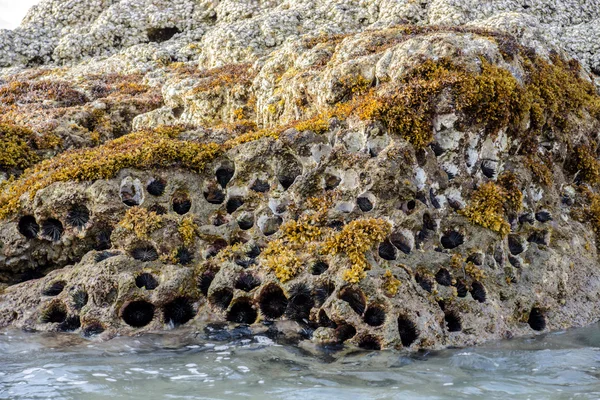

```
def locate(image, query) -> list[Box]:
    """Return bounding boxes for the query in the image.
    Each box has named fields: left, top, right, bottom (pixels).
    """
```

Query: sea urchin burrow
left=172, top=191, right=192, bottom=215
left=528, top=230, right=550, bottom=246
left=397, top=315, right=419, bottom=347
left=59, top=315, right=81, bottom=332
left=146, top=26, right=181, bottom=43
left=422, top=213, right=436, bottom=231
left=390, top=230, right=414, bottom=255
left=470, top=281, right=487, bottom=303
left=276, top=154, right=302, bottom=190
left=378, top=240, right=397, bottom=260
left=82, top=321, right=105, bottom=337
left=146, top=178, right=166, bottom=196
left=131, top=245, right=159, bottom=262
left=481, top=159, right=499, bottom=179
left=339, top=286, right=366, bottom=315
left=94, top=229, right=112, bottom=251
left=204, top=185, right=226, bottom=205
left=66, top=204, right=90, bottom=228
left=135, top=273, right=158, bottom=290
left=198, top=270, right=216, bottom=296
left=508, top=234, right=527, bottom=255
left=41, top=218, right=64, bottom=242
left=286, top=284, right=314, bottom=322
left=528, top=307, right=546, bottom=331
left=454, top=279, right=468, bottom=297
left=435, top=268, right=452, bottom=286
left=335, top=324, right=357, bottom=343
left=258, top=215, right=283, bottom=236
left=535, top=210, right=553, bottom=223
left=71, top=290, right=89, bottom=310
left=250, top=179, right=270, bottom=193
left=226, top=197, right=244, bottom=214
left=18, top=215, right=39, bottom=239
left=440, top=230, right=464, bottom=249
left=318, top=309, right=336, bottom=328
left=358, top=335, right=382, bottom=351
left=235, top=272, right=261, bottom=292
left=163, top=297, right=195, bottom=327
left=311, top=261, right=329, bottom=275
left=42, top=280, right=66, bottom=296
left=148, top=204, right=167, bottom=215
left=356, top=194, right=374, bottom=212
left=364, top=305, right=386, bottom=327
left=313, top=281, right=335, bottom=307
left=209, top=288, right=234, bottom=310
left=175, top=247, right=193, bottom=265
left=120, top=177, right=144, bottom=206
left=324, top=172, right=342, bottom=191
left=227, top=298, right=258, bottom=324
left=258, top=284, right=288, bottom=319
left=444, top=311, right=462, bottom=332
left=216, top=163, right=235, bottom=188
left=40, top=301, right=67, bottom=324
left=237, top=212, right=254, bottom=230
left=122, top=300, right=155, bottom=328
left=415, top=274, right=434, bottom=293
left=95, top=251, right=119, bottom=262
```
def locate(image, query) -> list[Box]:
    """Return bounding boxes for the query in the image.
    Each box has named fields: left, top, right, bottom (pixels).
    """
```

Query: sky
left=0, top=0, right=41, bottom=29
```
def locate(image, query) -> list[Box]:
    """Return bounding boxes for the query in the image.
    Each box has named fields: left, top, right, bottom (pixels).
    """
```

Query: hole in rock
left=172, top=192, right=192, bottom=215
left=82, top=321, right=105, bottom=337
left=131, top=245, right=158, bottom=262
left=339, top=286, right=366, bottom=315
left=358, top=335, right=381, bottom=351
left=164, top=297, right=195, bottom=327
left=364, top=305, right=386, bottom=326
left=41, top=302, right=67, bottom=323
left=235, top=272, right=261, bottom=292
left=378, top=240, right=397, bottom=260
left=120, top=178, right=143, bottom=206
left=519, top=212, right=535, bottom=225
left=94, top=229, right=112, bottom=251
left=198, top=270, right=216, bottom=296
left=260, top=216, right=283, bottom=236
left=535, top=210, right=552, bottom=223
left=440, top=230, right=464, bottom=249
left=328, top=220, right=344, bottom=230
left=445, top=311, right=462, bottom=332
left=216, top=164, right=235, bottom=188
left=466, top=252, right=484, bottom=266
left=237, top=213, right=254, bottom=230
left=435, top=268, right=452, bottom=286
left=204, top=186, right=226, bottom=204
left=226, top=197, right=244, bottom=214
left=250, top=179, right=270, bottom=193
left=147, top=178, right=166, bottom=196
left=59, top=315, right=81, bottom=332
left=42, top=280, right=66, bottom=296
left=318, top=310, right=336, bottom=328
left=416, top=274, right=434, bottom=293
left=470, top=281, right=487, bottom=303
left=324, top=173, right=341, bottom=191
left=172, top=106, right=184, bottom=118
left=227, top=299, right=257, bottom=324
left=422, top=213, right=436, bottom=231
left=95, top=251, right=118, bottom=262
left=135, top=273, right=158, bottom=290
left=148, top=204, right=167, bottom=215
left=397, top=315, right=419, bottom=347
left=357, top=196, right=373, bottom=212
left=454, top=279, right=468, bottom=297
left=259, top=284, right=288, bottom=319
left=481, top=159, right=498, bottom=179
left=314, top=281, right=335, bottom=307
left=18, top=215, right=39, bottom=238
left=336, top=324, right=357, bottom=342
left=175, top=247, right=193, bottom=265
left=42, top=219, right=64, bottom=241
left=286, top=283, right=314, bottom=322
left=210, top=288, right=233, bottom=310
left=122, top=300, right=155, bottom=328
left=311, top=260, right=329, bottom=275
left=211, top=213, right=229, bottom=226
left=66, top=205, right=89, bottom=228
left=508, top=234, right=526, bottom=255
left=528, top=307, right=546, bottom=331
left=147, top=26, right=181, bottom=43
left=528, top=230, right=549, bottom=246
left=277, top=155, right=302, bottom=190
left=390, top=231, right=412, bottom=254
left=72, top=290, right=89, bottom=310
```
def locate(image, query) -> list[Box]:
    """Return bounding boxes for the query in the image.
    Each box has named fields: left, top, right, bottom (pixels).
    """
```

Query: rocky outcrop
left=1, top=0, right=600, bottom=351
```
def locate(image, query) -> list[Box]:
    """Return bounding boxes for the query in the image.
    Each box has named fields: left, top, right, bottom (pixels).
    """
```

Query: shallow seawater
left=2, top=324, right=600, bottom=400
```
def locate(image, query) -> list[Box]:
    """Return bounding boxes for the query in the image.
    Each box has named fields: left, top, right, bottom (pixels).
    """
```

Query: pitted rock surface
left=0, top=0, right=600, bottom=351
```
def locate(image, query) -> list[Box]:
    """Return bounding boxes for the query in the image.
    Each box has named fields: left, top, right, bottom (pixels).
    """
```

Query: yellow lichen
left=465, top=261, right=485, bottom=281
left=261, top=239, right=303, bottom=282
left=118, top=207, right=162, bottom=239
left=574, top=144, right=600, bottom=184
left=382, top=270, right=401, bottom=297
left=460, top=182, right=511, bottom=236
left=0, top=123, right=39, bottom=171
left=178, top=217, right=198, bottom=247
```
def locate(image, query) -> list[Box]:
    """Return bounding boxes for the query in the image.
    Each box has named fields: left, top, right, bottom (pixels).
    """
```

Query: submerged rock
left=0, top=0, right=600, bottom=352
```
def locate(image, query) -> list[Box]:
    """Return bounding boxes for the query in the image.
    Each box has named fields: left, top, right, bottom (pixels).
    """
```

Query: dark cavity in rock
left=82, top=321, right=105, bottom=337
left=204, top=186, right=226, bottom=204
left=336, top=324, right=357, bottom=343
left=528, top=307, right=546, bottom=331
left=42, top=219, right=64, bottom=241
left=313, top=281, right=335, bottom=307
left=528, top=230, right=550, bottom=246
left=339, top=286, right=366, bottom=315
left=324, top=173, right=341, bottom=191
left=135, top=273, right=158, bottom=290
left=226, top=197, right=244, bottom=214
left=147, top=26, right=181, bottom=43
left=66, top=205, right=89, bottom=228
left=454, top=279, right=468, bottom=297
left=358, top=335, right=381, bottom=351
left=364, top=305, right=386, bottom=326
left=59, top=315, right=81, bottom=332
left=397, top=315, right=419, bottom=347
left=148, top=204, right=167, bottom=215
left=519, top=213, right=535, bottom=225
left=175, top=247, right=193, bottom=265
left=277, top=155, right=302, bottom=190
left=481, top=159, right=498, bottom=179
left=18, top=215, right=39, bottom=239
left=311, top=260, right=329, bottom=275
left=357, top=196, right=373, bottom=212
left=210, top=288, right=234, bottom=310
left=172, top=192, right=192, bottom=215
left=470, top=281, right=487, bottom=303
left=286, top=283, right=314, bottom=321
left=42, top=280, right=66, bottom=296
left=122, top=301, right=155, bottom=328
left=416, top=273, right=434, bottom=293
left=235, top=272, right=261, bottom=292
left=378, top=240, right=397, bottom=260
left=261, top=216, right=282, bottom=236
left=318, top=310, right=336, bottom=328
left=227, top=299, right=257, bottom=324
left=445, top=311, right=462, bottom=332
left=72, top=290, right=88, bottom=310
left=41, top=302, right=67, bottom=324
left=216, top=165, right=235, bottom=188
left=259, top=284, right=288, bottom=319
left=94, top=229, right=112, bottom=251
left=95, top=250, right=118, bottom=262
left=250, top=179, right=270, bottom=193
left=164, top=297, right=195, bottom=327
left=535, top=210, right=553, bottom=223
left=441, top=230, right=464, bottom=249
left=131, top=245, right=158, bottom=262
left=508, top=234, right=526, bottom=255
left=147, top=178, right=166, bottom=196
left=466, top=252, right=484, bottom=266
left=435, top=268, right=452, bottom=286
left=198, top=270, right=216, bottom=296
left=423, top=213, right=436, bottom=231
left=237, top=213, right=254, bottom=230
left=390, top=231, right=412, bottom=254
